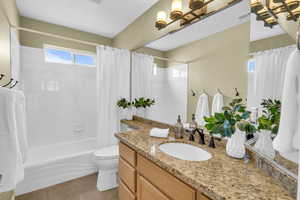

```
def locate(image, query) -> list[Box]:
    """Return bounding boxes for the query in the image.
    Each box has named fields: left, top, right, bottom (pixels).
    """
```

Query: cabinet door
left=119, top=158, right=136, bottom=193
left=197, top=191, right=211, bottom=200
left=137, top=175, right=170, bottom=200
left=119, top=179, right=135, bottom=200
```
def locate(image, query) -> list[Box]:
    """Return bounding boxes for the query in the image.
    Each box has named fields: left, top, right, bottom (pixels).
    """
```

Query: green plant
left=204, top=98, right=256, bottom=137
left=117, top=98, right=132, bottom=109
left=133, top=97, right=155, bottom=108
left=257, top=99, right=281, bottom=134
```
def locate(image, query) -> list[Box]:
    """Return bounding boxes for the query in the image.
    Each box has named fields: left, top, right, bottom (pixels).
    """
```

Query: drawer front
left=137, top=155, right=196, bottom=200
left=137, top=175, right=170, bottom=200
left=119, top=142, right=136, bottom=166
left=119, top=157, right=136, bottom=193
left=119, top=179, right=135, bottom=200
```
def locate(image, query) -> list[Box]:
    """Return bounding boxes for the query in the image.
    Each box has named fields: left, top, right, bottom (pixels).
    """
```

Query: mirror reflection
left=249, top=6, right=298, bottom=179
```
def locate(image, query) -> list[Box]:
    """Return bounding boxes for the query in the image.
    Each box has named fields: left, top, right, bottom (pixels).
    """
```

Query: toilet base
left=96, top=170, right=119, bottom=191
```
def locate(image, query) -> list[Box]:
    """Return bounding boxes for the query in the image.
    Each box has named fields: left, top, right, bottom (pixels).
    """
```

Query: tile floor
left=16, top=174, right=118, bottom=200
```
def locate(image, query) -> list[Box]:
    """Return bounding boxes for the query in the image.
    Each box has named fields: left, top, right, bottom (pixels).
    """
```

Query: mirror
left=0, top=8, right=11, bottom=86
left=249, top=7, right=298, bottom=190
left=133, top=0, right=250, bottom=125
left=132, top=0, right=298, bottom=195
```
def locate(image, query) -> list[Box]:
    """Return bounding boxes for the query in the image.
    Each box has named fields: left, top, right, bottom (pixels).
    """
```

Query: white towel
left=195, top=93, right=210, bottom=127
left=211, top=92, right=224, bottom=115
left=273, top=49, right=299, bottom=164
left=14, top=90, right=28, bottom=163
left=0, top=88, right=24, bottom=193
left=150, top=128, right=169, bottom=138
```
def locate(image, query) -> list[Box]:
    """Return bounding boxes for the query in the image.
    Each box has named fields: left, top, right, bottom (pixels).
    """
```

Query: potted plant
left=204, top=98, right=256, bottom=158
left=117, top=98, right=133, bottom=120
left=255, top=99, right=281, bottom=159
left=133, top=97, right=155, bottom=117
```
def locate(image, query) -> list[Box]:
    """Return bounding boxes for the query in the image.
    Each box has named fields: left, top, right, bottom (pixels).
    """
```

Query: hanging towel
left=0, top=88, right=24, bottom=193
left=211, top=92, right=224, bottom=115
left=273, top=49, right=299, bottom=164
left=14, top=90, right=28, bottom=163
left=195, top=93, right=210, bottom=127
left=150, top=128, right=169, bottom=138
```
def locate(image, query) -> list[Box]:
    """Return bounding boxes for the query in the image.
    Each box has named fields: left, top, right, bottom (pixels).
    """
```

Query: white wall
left=20, top=46, right=96, bottom=147
left=147, top=64, right=188, bottom=125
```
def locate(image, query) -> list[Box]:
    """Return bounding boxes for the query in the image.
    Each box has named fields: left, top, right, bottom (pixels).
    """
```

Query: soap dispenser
left=188, top=114, right=198, bottom=141
left=174, top=115, right=184, bottom=139
left=190, top=114, right=198, bottom=130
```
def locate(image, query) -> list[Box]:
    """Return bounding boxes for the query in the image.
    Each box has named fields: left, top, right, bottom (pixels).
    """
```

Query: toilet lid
left=94, top=145, right=119, bottom=160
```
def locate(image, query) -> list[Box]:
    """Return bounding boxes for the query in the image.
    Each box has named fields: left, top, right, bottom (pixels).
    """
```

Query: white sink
left=159, top=142, right=212, bottom=161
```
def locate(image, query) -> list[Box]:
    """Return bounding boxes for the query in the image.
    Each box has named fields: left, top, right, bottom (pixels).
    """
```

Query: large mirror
left=249, top=5, right=298, bottom=184
left=134, top=0, right=249, bottom=125
left=0, top=7, right=12, bottom=86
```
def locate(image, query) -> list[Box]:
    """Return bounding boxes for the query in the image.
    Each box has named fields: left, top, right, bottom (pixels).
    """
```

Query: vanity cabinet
left=119, top=142, right=211, bottom=200
left=137, top=175, right=170, bottom=200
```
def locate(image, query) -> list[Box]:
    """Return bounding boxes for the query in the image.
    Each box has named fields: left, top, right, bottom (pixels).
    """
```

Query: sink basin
left=159, top=142, right=212, bottom=161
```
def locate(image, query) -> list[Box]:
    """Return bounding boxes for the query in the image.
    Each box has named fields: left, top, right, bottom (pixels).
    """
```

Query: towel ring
left=191, top=89, right=196, bottom=97
left=10, top=81, right=18, bottom=89
left=234, top=88, right=240, bottom=97
left=0, top=74, right=4, bottom=81
left=2, top=78, right=13, bottom=87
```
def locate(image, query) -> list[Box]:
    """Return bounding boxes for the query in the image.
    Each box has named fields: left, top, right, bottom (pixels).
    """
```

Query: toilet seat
left=94, top=145, right=119, bottom=160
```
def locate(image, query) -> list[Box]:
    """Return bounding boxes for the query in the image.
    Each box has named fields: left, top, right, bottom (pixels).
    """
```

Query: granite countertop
left=116, top=118, right=294, bottom=200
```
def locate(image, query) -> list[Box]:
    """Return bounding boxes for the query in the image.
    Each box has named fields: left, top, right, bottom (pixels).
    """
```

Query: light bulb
left=172, top=0, right=182, bottom=12
left=170, top=0, right=183, bottom=20
left=155, top=11, right=167, bottom=30
left=157, top=11, right=167, bottom=22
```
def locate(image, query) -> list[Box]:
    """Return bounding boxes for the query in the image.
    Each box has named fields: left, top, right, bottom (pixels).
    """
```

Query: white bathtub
left=16, top=138, right=98, bottom=195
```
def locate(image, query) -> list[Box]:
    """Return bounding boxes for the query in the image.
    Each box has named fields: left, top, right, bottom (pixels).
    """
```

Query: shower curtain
left=131, top=52, right=154, bottom=117
left=247, top=45, right=295, bottom=109
left=96, top=46, right=130, bottom=148
left=131, top=52, right=154, bottom=99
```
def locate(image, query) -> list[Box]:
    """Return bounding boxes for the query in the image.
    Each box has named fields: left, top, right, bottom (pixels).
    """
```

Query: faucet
left=195, top=128, right=205, bottom=145
left=188, top=129, right=195, bottom=142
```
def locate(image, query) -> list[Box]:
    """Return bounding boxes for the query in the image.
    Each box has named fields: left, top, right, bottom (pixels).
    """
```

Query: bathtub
left=16, top=137, right=98, bottom=195
left=15, top=123, right=135, bottom=195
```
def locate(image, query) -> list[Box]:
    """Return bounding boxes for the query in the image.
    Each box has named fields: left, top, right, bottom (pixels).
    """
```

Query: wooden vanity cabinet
left=119, top=142, right=137, bottom=200
left=119, top=142, right=211, bottom=200
left=137, top=175, right=170, bottom=200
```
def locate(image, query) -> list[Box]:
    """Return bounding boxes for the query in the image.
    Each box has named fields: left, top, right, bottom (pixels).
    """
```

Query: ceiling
left=16, top=0, right=159, bottom=38
left=146, top=0, right=250, bottom=51
left=250, top=14, right=284, bottom=41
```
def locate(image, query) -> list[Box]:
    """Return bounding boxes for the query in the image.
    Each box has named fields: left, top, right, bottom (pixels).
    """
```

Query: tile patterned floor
left=16, top=174, right=118, bottom=200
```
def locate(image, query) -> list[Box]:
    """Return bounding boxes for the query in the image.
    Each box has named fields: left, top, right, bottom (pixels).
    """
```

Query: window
left=44, top=45, right=96, bottom=66
left=45, top=48, right=72, bottom=64
left=74, top=54, right=96, bottom=66
left=247, top=59, right=256, bottom=73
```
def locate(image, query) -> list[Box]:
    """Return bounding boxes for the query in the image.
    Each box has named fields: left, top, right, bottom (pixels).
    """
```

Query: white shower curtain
left=131, top=52, right=154, bottom=99
left=247, top=45, right=295, bottom=108
left=96, top=46, right=130, bottom=148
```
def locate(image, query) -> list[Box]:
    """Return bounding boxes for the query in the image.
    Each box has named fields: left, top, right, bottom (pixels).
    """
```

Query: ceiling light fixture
left=155, top=0, right=242, bottom=30
left=171, top=0, right=183, bottom=20
left=251, top=0, right=300, bottom=28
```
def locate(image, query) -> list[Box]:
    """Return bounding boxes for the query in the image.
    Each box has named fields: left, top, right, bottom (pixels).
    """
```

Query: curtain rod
left=12, top=26, right=100, bottom=47
left=152, top=55, right=187, bottom=64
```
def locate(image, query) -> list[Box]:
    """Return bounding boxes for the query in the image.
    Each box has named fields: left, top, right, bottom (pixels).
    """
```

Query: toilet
left=94, top=145, right=119, bottom=191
